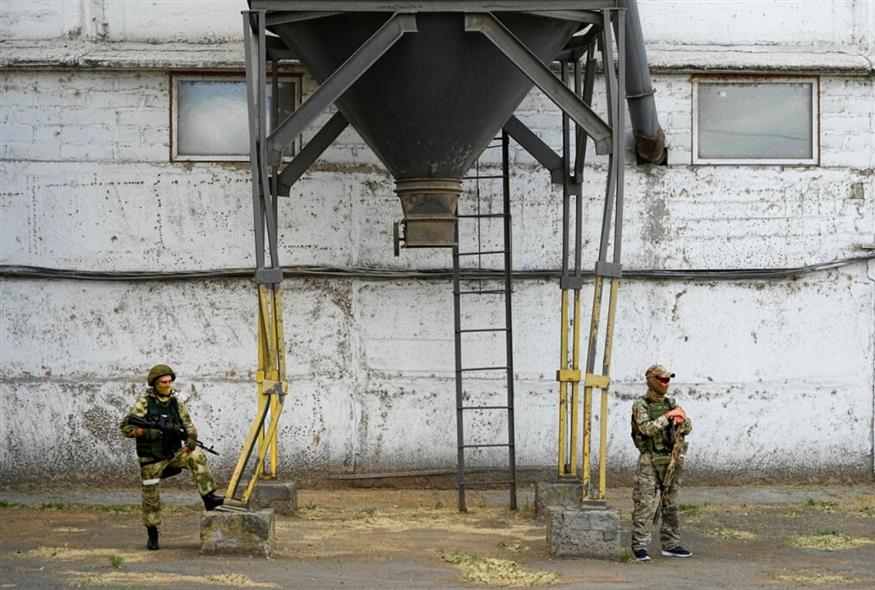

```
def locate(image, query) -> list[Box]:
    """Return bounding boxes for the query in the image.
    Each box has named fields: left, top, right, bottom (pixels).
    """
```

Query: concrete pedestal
left=546, top=503, right=621, bottom=560
left=249, top=480, right=298, bottom=515
left=534, top=480, right=583, bottom=518
left=200, top=509, right=275, bottom=556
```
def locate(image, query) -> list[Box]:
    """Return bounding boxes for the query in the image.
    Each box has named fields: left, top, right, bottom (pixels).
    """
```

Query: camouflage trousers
left=139, top=448, right=216, bottom=528
left=631, top=452, right=683, bottom=550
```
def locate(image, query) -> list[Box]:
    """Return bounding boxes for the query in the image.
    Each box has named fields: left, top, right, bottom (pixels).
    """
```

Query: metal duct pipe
left=616, top=0, right=667, bottom=164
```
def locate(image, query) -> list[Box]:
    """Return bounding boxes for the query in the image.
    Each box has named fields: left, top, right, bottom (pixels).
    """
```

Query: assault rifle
left=126, top=415, right=219, bottom=456
left=653, top=424, right=685, bottom=524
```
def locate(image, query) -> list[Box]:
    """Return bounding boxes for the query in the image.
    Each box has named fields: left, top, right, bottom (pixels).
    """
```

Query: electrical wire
left=1, top=252, right=873, bottom=283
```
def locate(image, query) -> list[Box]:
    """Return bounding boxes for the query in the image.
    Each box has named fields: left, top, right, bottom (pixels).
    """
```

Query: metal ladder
left=452, top=131, right=517, bottom=512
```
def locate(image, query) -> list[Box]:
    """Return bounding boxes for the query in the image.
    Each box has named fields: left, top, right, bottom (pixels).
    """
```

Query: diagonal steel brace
left=465, top=12, right=612, bottom=155
left=267, top=12, right=418, bottom=164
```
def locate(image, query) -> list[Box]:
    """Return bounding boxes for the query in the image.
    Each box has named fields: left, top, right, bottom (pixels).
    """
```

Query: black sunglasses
left=655, top=376, right=671, bottom=384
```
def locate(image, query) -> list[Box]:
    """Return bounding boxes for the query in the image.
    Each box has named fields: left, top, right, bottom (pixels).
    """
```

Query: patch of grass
left=619, top=548, right=635, bottom=563
left=439, top=550, right=560, bottom=587
left=0, top=500, right=25, bottom=509
left=678, top=502, right=709, bottom=517
left=360, top=507, right=377, bottom=517
left=429, top=500, right=445, bottom=510
left=38, top=502, right=67, bottom=510
left=704, top=527, right=758, bottom=540
left=303, top=500, right=318, bottom=510
left=806, top=499, right=839, bottom=513
left=773, top=572, right=856, bottom=586
left=108, top=554, right=123, bottom=570
left=788, top=531, right=875, bottom=551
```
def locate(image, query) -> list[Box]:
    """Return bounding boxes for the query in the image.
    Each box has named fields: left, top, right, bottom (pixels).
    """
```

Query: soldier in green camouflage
left=630, top=364, right=693, bottom=561
left=120, top=364, right=223, bottom=550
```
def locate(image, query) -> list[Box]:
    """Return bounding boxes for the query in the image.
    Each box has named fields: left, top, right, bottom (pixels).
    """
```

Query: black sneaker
left=661, top=545, right=692, bottom=558
left=632, top=548, right=651, bottom=562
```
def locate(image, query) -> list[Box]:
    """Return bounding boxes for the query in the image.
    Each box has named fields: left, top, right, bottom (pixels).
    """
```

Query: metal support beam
left=277, top=112, right=349, bottom=195
left=465, top=12, right=612, bottom=154
left=503, top=116, right=563, bottom=184
left=267, top=12, right=417, bottom=164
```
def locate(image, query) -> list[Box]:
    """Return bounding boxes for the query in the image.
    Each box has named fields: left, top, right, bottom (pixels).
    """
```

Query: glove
left=135, top=427, right=163, bottom=440
left=185, top=436, right=198, bottom=451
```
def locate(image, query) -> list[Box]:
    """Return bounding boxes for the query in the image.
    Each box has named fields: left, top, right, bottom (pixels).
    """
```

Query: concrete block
left=249, top=481, right=298, bottom=516
left=546, top=504, right=621, bottom=560
left=200, top=509, right=275, bottom=557
left=534, top=481, right=582, bottom=518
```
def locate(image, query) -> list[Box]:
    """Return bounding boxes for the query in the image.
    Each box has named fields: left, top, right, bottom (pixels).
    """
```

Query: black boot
left=202, top=490, right=224, bottom=511
left=146, top=526, right=159, bottom=550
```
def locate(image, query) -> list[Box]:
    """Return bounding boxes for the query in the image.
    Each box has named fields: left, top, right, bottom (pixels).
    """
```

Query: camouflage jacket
left=631, top=391, right=692, bottom=454
left=119, top=388, right=197, bottom=440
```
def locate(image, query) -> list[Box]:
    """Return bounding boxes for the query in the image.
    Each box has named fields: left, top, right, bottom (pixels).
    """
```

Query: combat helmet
left=147, top=364, right=176, bottom=386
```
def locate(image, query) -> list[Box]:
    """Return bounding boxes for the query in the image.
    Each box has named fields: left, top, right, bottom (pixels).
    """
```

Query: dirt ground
left=1, top=483, right=874, bottom=589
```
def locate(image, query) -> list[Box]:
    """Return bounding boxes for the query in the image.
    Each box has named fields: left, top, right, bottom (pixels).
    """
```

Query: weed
left=361, top=507, right=377, bottom=517
left=704, top=527, right=758, bottom=540
left=304, top=500, right=317, bottom=510
left=806, top=499, right=839, bottom=513
left=788, top=531, right=874, bottom=551
left=430, top=500, right=445, bottom=510
left=439, top=550, right=560, bottom=587
left=109, top=554, right=123, bottom=569
left=0, top=500, right=25, bottom=509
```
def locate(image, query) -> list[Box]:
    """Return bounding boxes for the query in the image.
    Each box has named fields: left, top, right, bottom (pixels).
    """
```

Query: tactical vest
left=631, top=395, right=676, bottom=455
left=135, top=394, right=184, bottom=463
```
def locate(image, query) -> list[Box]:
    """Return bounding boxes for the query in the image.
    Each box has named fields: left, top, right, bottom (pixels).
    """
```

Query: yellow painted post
left=569, top=289, right=582, bottom=475
left=268, top=285, right=285, bottom=479
left=581, top=276, right=604, bottom=498
left=557, top=290, right=570, bottom=476
left=597, top=278, right=620, bottom=499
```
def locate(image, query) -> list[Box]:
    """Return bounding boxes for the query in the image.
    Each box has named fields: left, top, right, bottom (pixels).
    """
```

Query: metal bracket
left=256, top=268, right=284, bottom=284
left=594, top=261, right=622, bottom=278
left=559, top=275, right=585, bottom=290
left=556, top=368, right=581, bottom=383
left=466, top=12, right=612, bottom=154
left=584, top=373, right=610, bottom=389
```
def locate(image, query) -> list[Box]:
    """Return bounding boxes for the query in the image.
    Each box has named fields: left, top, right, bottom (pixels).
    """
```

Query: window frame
left=691, top=75, right=820, bottom=166
left=169, top=71, right=302, bottom=163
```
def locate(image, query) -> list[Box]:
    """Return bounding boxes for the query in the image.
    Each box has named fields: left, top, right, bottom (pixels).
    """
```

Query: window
left=171, top=74, right=301, bottom=161
left=692, top=77, right=818, bottom=165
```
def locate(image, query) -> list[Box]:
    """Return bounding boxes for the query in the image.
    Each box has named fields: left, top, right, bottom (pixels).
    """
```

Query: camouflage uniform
left=120, top=387, right=217, bottom=527
left=630, top=365, right=692, bottom=551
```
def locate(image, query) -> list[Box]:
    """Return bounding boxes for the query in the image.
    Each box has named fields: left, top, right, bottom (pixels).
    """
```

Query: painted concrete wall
left=1, top=1, right=874, bottom=484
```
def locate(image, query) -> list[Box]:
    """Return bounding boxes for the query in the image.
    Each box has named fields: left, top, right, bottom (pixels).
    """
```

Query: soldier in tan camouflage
left=120, top=364, right=223, bottom=550
left=630, top=364, right=693, bottom=561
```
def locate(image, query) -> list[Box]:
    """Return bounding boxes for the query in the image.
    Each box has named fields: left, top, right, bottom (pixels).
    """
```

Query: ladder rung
left=457, top=328, right=508, bottom=333
left=457, top=250, right=506, bottom=257
left=461, top=405, right=511, bottom=410
left=457, top=213, right=506, bottom=219
left=457, top=289, right=507, bottom=295
left=458, top=366, right=509, bottom=372
left=460, top=443, right=512, bottom=449
left=460, top=480, right=516, bottom=487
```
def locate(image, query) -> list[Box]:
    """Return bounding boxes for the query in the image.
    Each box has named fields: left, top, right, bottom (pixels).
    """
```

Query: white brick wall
left=1, top=1, right=874, bottom=482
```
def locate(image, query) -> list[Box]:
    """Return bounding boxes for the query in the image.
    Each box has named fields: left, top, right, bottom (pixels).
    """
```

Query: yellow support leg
left=226, top=283, right=287, bottom=504
left=569, top=289, right=582, bottom=476
left=581, top=276, right=603, bottom=498
left=597, top=278, right=620, bottom=500
left=557, top=290, right=569, bottom=476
